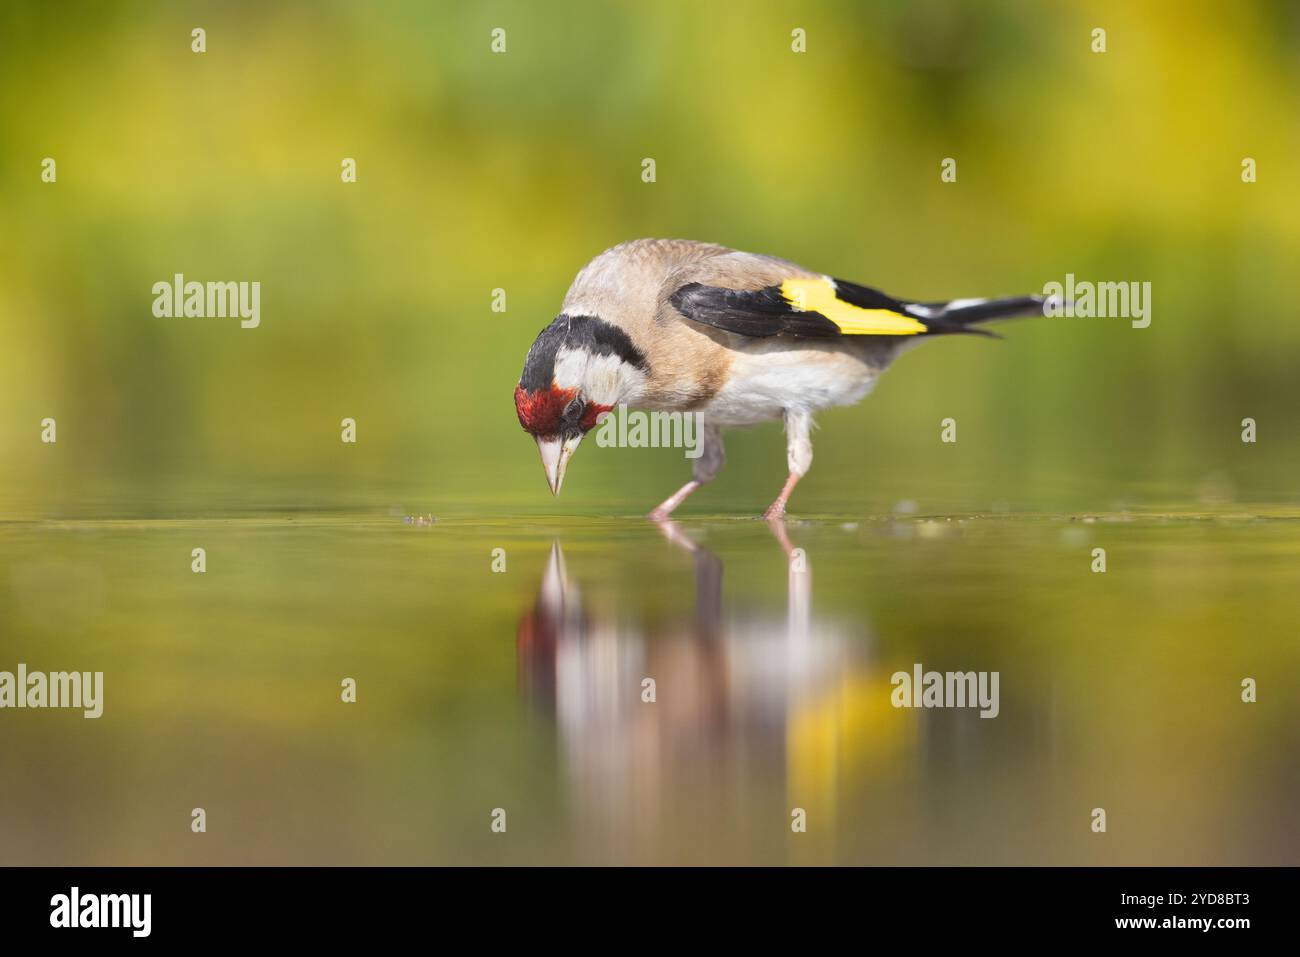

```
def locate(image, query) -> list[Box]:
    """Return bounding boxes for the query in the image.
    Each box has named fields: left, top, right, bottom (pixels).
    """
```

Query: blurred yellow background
left=1, top=0, right=1297, bottom=516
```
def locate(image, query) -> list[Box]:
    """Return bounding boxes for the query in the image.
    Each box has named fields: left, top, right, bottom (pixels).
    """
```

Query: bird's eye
left=563, top=397, right=586, bottom=421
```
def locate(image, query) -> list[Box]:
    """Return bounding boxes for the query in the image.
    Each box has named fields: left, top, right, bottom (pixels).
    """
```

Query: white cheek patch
left=551, top=347, right=587, bottom=390
left=554, top=347, right=647, bottom=405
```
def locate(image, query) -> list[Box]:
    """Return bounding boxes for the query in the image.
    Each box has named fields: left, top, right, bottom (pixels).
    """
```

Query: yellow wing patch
left=780, top=277, right=927, bottom=336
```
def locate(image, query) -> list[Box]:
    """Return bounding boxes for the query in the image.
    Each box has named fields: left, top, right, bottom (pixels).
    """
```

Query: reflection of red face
left=514, top=384, right=609, bottom=436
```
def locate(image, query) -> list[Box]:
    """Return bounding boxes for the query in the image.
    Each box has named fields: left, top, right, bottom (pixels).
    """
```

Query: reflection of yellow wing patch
left=780, top=277, right=927, bottom=336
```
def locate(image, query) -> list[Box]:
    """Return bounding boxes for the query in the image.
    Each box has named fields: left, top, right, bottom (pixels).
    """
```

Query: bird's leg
left=647, top=422, right=724, bottom=521
left=762, top=409, right=813, bottom=520
left=761, top=473, right=802, bottom=520
left=647, top=480, right=700, bottom=521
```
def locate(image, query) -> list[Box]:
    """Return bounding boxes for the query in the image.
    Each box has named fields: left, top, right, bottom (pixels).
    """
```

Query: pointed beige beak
left=535, top=433, right=583, bottom=496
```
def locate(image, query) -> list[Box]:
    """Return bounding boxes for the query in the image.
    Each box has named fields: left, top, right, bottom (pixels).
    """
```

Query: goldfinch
left=514, top=239, right=1044, bottom=519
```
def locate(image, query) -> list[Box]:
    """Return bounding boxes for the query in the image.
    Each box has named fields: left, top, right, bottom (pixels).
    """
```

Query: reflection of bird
left=514, top=542, right=585, bottom=716
left=514, top=239, right=1043, bottom=518
left=515, top=523, right=884, bottom=861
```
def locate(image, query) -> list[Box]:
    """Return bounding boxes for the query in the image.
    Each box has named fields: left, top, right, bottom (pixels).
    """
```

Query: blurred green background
left=2, top=0, right=1298, bottom=869
left=1, top=0, right=1297, bottom=517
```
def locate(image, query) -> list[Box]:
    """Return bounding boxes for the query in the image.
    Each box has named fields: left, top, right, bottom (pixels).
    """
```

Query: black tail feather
left=908, top=295, right=1045, bottom=337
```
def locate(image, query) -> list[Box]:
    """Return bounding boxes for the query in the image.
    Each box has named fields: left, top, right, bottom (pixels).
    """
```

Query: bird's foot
left=761, top=472, right=802, bottom=522
left=647, top=507, right=673, bottom=522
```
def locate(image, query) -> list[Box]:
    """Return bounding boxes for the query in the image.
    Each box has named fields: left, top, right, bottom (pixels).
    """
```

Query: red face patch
left=514, top=384, right=611, bottom=436
left=514, top=384, right=575, bottom=435
left=581, top=403, right=611, bottom=430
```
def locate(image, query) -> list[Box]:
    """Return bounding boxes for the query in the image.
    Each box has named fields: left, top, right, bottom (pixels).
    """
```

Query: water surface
left=1, top=508, right=1297, bottom=865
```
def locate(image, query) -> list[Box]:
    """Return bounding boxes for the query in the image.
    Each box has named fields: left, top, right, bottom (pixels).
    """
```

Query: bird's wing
left=665, top=253, right=963, bottom=338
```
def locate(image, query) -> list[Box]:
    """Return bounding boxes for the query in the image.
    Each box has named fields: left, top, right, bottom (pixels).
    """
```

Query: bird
left=513, top=239, right=1045, bottom=520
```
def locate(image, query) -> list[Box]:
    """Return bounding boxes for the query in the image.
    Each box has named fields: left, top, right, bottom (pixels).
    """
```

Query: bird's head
left=514, top=314, right=648, bottom=495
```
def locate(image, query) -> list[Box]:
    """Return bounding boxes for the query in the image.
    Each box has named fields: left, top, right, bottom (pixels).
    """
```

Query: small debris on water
left=404, top=514, right=436, bottom=526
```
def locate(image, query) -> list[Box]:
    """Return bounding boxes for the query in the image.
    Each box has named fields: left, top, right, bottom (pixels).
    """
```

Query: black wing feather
left=669, top=282, right=843, bottom=338
left=671, top=279, right=1038, bottom=340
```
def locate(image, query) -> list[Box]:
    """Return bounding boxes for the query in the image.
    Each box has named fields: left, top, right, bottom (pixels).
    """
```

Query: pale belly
left=700, top=340, right=892, bottom=426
